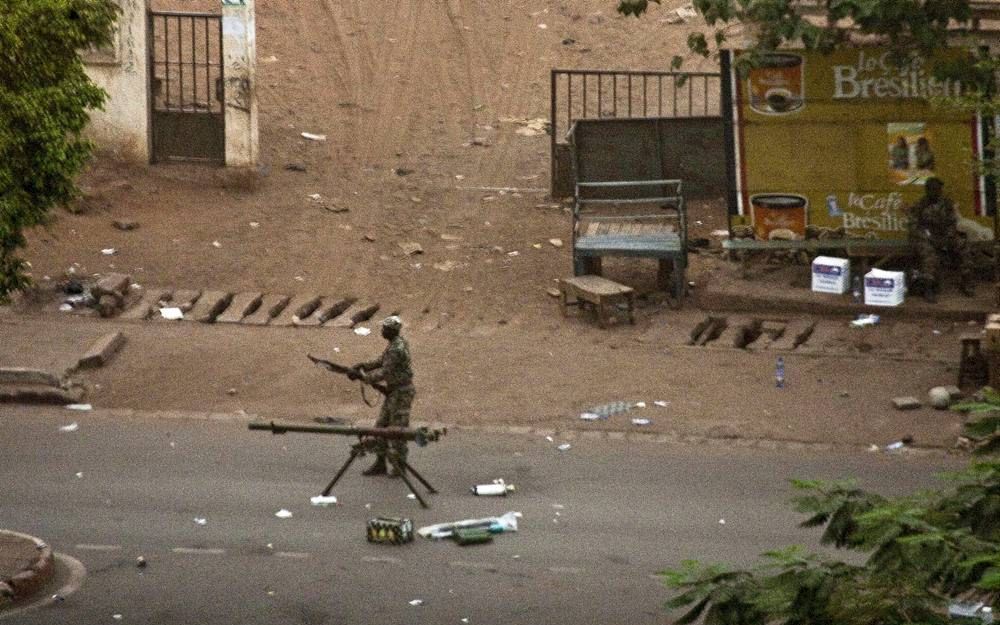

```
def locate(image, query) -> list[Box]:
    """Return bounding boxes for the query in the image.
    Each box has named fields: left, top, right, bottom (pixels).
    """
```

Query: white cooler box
left=811, top=256, right=850, bottom=294
left=864, top=269, right=905, bottom=306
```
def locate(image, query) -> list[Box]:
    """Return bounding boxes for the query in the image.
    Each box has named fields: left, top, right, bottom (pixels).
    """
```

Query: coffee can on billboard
left=750, top=193, right=808, bottom=240
left=748, top=53, right=804, bottom=115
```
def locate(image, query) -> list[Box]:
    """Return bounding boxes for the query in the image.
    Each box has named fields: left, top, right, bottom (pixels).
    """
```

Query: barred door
left=149, top=11, right=225, bottom=164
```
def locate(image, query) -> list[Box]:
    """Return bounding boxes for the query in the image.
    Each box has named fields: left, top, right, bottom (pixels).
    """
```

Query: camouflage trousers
left=375, top=386, right=415, bottom=464
left=913, top=235, right=975, bottom=286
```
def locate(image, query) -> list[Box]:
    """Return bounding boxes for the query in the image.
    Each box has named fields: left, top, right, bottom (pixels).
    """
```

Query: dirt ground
left=3, top=0, right=979, bottom=449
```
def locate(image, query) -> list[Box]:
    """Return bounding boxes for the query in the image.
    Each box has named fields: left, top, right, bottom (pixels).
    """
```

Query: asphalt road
left=0, top=408, right=964, bottom=625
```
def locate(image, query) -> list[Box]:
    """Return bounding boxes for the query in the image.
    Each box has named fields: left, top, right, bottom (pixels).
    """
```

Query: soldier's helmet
left=381, top=316, right=403, bottom=331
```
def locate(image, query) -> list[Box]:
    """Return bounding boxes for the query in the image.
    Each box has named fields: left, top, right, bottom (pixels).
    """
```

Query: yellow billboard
left=722, top=48, right=994, bottom=241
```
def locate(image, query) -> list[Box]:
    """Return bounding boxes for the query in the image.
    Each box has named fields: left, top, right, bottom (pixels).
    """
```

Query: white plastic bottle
left=471, top=480, right=515, bottom=496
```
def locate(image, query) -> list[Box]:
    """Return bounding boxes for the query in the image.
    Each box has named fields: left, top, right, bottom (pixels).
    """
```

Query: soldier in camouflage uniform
left=355, top=316, right=414, bottom=477
left=908, top=178, right=975, bottom=303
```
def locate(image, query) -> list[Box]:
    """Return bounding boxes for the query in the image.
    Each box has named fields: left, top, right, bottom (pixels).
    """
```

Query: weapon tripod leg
left=398, top=459, right=438, bottom=494
left=387, top=456, right=429, bottom=508
left=321, top=446, right=363, bottom=497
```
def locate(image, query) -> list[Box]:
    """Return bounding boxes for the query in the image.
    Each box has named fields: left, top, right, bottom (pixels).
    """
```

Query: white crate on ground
left=864, top=269, right=905, bottom=307
left=811, top=256, right=850, bottom=294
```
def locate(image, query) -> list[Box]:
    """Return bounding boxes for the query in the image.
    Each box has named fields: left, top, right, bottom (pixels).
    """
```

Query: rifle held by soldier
left=308, top=353, right=388, bottom=398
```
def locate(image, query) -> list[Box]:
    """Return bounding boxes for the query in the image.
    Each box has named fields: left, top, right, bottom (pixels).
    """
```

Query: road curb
left=0, top=530, right=54, bottom=606
left=31, top=406, right=957, bottom=457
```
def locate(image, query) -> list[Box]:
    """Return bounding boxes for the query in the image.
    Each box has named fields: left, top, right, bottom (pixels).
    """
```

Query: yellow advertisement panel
left=724, top=48, right=994, bottom=241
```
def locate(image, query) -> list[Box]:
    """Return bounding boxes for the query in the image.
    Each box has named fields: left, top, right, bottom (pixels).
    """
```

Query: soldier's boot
left=362, top=457, right=387, bottom=476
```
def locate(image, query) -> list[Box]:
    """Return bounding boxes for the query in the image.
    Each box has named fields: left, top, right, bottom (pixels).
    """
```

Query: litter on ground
left=354, top=327, right=372, bottom=336
left=65, top=404, right=92, bottom=411
left=310, top=495, right=338, bottom=507
left=417, top=511, right=522, bottom=540
left=159, top=307, right=183, bottom=321
left=850, top=314, right=880, bottom=328
left=631, top=418, right=651, bottom=426
left=275, top=509, right=293, bottom=519
left=301, top=132, right=327, bottom=141
left=557, top=443, right=572, bottom=451
left=58, top=422, right=79, bottom=433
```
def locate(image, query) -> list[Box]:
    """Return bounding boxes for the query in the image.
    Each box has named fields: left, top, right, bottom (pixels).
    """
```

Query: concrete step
left=241, top=294, right=291, bottom=326
left=295, top=297, right=355, bottom=327
left=769, top=319, right=815, bottom=351
left=271, top=295, right=322, bottom=327
left=709, top=317, right=760, bottom=349
left=120, top=287, right=172, bottom=321
left=216, top=292, right=263, bottom=324
left=185, top=291, right=233, bottom=323
left=327, top=302, right=380, bottom=328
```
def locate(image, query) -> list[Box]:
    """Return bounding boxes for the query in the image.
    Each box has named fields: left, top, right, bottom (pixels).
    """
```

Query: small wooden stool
left=560, top=275, right=636, bottom=328
left=958, top=334, right=989, bottom=388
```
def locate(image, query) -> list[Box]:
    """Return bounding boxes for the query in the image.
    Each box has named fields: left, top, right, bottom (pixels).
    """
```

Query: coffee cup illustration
left=750, top=193, right=808, bottom=240
left=748, top=53, right=804, bottom=115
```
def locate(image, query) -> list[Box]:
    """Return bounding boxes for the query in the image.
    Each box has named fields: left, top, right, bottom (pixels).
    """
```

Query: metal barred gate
left=149, top=11, right=225, bottom=164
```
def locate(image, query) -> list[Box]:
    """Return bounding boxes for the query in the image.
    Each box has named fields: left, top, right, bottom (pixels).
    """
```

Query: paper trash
left=65, top=404, right=92, bottom=411
left=159, top=307, right=183, bottom=320
left=310, top=495, right=338, bottom=507
left=58, top=422, right=80, bottom=432
left=274, top=509, right=293, bottom=519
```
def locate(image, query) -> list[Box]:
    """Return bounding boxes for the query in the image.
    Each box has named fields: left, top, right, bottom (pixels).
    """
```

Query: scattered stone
left=363, top=234, right=377, bottom=242
left=284, top=163, right=307, bottom=172
left=93, top=273, right=131, bottom=299
left=394, top=168, right=414, bottom=176
left=226, top=388, right=237, bottom=396
left=928, top=386, right=952, bottom=410
left=548, top=238, right=563, bottom=248
left=892, top=396, right=923, bottom=411
left=562, top=37, right=576, bottom=45
left=96, top=294, right=123, bottom=318
left=136, top=556, right=147, bottom=568
left=112, top=219, right=139, bottom=231
left=546, top=288, right=561, bottom=298
left=399, top=242, right=424, bottom=256
left=432, top=260, right=463, bottom=272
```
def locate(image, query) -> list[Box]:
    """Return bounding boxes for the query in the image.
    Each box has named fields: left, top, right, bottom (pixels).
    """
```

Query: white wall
left=83, top=0, right=151, bottom=163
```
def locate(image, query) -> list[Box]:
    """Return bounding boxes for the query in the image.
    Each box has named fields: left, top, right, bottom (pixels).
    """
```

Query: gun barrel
left=248, top=420, right=445, bottom=444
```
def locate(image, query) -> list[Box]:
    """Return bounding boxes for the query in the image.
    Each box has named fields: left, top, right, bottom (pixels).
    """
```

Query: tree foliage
left=0, top=0, right=119, bottom=302
left=618, top=0, right=972, bottom=72
left=658, top=410, right=1000, bottom=624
